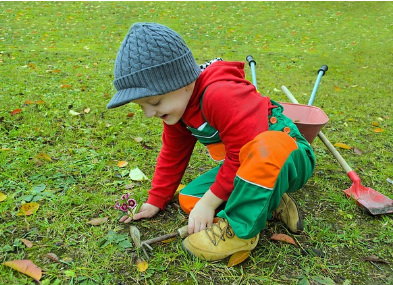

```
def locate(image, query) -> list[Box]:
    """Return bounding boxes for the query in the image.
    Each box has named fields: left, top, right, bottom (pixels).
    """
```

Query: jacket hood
left=182, top=61, right=252, bottom=127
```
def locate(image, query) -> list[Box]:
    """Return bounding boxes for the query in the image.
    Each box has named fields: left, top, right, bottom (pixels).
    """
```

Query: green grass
left=1, top=1, right=393, bottom=284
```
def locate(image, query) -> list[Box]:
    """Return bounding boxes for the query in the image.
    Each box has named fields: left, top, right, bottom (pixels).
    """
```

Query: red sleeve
left=147, top=121, right=197, bottom=210
left=202, top=81, right=270, bottom=200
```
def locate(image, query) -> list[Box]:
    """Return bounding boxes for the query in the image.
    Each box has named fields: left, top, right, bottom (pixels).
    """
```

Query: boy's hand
left=118, top=203, right=160, bottom=223
left=188, top=200, right=215, bottom=234
left=188, top=189, right=223, bottom=234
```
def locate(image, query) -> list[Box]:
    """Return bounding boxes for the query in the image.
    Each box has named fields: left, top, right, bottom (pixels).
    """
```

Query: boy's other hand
left=188, top=200, right=215, bottom=234
left=188, top=189, right=224, bottom=234
left=118, top=203, right=160, bottom=223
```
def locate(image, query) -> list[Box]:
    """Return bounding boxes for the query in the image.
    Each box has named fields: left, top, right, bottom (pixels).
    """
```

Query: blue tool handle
left=308, top=65, right=328, bottom=106
left=246, top=55, right=258, bottom=90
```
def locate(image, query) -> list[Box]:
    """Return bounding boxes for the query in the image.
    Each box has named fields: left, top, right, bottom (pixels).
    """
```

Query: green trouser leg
left=217, top=145, right=314, bottom=239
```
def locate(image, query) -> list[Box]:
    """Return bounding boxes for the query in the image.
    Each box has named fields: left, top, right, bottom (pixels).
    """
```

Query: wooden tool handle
left=177, top=225, right=189, bottom=238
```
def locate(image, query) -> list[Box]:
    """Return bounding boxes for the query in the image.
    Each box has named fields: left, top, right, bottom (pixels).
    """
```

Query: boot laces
left=204, top=219, right=234, bottom=246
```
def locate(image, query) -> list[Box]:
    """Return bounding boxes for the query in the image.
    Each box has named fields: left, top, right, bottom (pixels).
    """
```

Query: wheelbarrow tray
left=280, top=102, right=329, bottom=144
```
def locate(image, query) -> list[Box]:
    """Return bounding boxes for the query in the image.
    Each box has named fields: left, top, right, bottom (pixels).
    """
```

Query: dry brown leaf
left=136, top=258, right=148, bottom=272
left=20, top=239, right=33, bottom=248
left=227, top=250, right=251, bottom=267
left=270, top=233, right=297, bottom=246
left=353, top=147, right=363, bottom=155
left=364, top=255, right=389, bottom=264
left=17, top=202, right=40, bottom=216
left=2, top=260, right=42, bottom=281
left=373, top=128, right=385, bottom=133
left=84, top=108, right=91, bottom=114
left=87, top=217, right=108, bottom=226
left=11, top=108, right=22, bottom=116
left=45, top=253, right=60, bottom=263
left=117, top=161, right=128, bottom=168
left=124, top=183, right=135, bottom=190
left=334, top=142, right=352, bottom=150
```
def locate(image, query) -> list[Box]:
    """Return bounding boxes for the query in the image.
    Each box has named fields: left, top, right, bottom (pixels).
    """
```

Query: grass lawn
left=1, top=1, right=393, bottom=284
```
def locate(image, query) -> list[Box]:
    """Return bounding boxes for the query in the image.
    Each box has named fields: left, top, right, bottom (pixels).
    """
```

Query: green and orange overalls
left=179, top=95, right=316, bottom=239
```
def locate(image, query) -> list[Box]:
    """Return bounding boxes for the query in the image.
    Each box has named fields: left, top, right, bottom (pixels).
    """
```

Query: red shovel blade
left=344, top=184, right=393, bottom=215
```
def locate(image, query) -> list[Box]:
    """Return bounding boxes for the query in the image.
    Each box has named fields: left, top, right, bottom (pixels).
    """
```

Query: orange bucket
left=280, top=102, right=329, bottom=144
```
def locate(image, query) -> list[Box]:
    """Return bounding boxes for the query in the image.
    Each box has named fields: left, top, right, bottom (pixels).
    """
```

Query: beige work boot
left=182, top=219, right=259, bottom=261
left=272, top=193, right=304, bottom=234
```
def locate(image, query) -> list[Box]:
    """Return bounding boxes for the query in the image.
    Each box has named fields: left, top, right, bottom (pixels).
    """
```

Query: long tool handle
left=316, top=132, right=353, bottom=174
left=281, top=86, right=353, bottom=174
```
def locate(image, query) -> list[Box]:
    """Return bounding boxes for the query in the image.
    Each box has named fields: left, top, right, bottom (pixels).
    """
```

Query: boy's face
left=132, top=83, right=194, bottom=125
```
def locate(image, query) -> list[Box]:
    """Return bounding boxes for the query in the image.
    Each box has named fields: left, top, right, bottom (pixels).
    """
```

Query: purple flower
left=127, top=199, right=136, bottom=209
left=120, top=203, right=129, bottom=212
left=114, top=201, right=120, bottom=210
left=121, top=193, right=130, bottom=200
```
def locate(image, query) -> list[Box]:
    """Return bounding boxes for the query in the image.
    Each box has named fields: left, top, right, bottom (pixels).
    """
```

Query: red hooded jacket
left=147, top=61, right=276, bottom=210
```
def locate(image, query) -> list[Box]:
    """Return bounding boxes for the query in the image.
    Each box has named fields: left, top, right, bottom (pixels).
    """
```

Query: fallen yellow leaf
left=117, top=161, right=128, bottom=168
left=17, top=202, right=40, bottom=216
left=136, top=259, right=148, bottom=272
left=227, top=250, right=251, bottom=267
left=0, top=192, right=7, bottom=202
left=373, top=128, right=385, bottom=133
left=171, top=184, right=186, bottom=202
left=161, top=237, right=177, bottom=243
left=334, top=142, right=352, bottom=150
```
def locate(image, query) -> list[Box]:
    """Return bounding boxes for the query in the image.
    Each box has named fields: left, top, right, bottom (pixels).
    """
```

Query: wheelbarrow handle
left=246, top=55, right=256, bottom=66
left=308, top=65, right=328, bottom=106
left=318, top=65, right=328, bottom=76
left=246, top=55, right=258, bottom=90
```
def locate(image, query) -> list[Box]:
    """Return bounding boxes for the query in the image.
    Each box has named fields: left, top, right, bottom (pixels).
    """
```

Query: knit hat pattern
left=107, top=22, right=201, bottom=109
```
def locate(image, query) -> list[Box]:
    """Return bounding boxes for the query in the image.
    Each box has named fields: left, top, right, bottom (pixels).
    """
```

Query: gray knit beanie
left=107, top=22, right=201, bottom=109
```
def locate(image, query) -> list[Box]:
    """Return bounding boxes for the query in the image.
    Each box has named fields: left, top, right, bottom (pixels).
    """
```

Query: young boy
left=107, top=22, right=315, bottom=261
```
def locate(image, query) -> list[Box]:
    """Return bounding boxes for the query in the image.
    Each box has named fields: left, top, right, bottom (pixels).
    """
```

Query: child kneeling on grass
left=107, top=22, right=315, bottom=261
